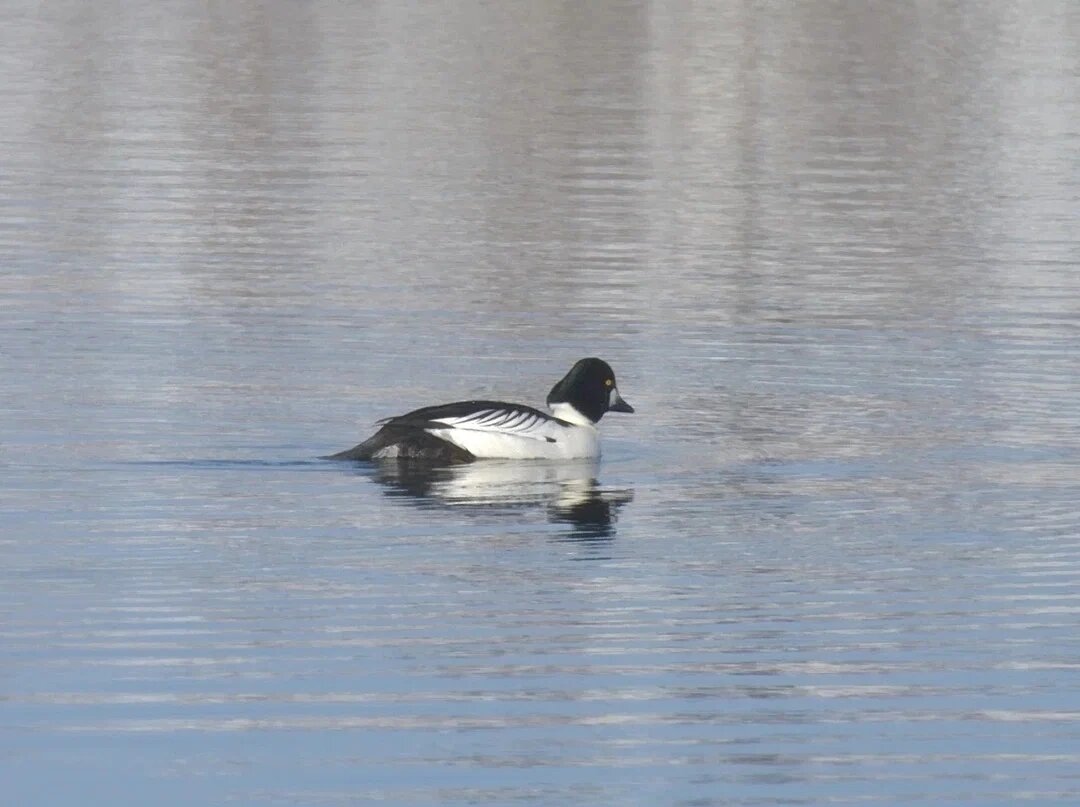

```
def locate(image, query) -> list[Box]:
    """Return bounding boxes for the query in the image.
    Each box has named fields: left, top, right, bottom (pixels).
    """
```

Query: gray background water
left=3, top=1, right=1079, bottom=805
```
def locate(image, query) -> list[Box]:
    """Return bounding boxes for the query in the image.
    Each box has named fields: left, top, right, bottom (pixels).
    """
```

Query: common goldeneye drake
left=325, top=358, right=633, bottom=462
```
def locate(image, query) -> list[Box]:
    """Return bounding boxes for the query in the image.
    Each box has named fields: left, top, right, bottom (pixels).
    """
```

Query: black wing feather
left=381, top=400, right=554, bottom=430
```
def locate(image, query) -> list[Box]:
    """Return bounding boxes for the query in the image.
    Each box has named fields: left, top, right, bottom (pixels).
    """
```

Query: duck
left=324, top=357, right=633, bottom=462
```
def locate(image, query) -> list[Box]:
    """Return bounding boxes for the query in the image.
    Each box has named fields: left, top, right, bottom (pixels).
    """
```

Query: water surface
left=3, top=1, right=1080, bottom=805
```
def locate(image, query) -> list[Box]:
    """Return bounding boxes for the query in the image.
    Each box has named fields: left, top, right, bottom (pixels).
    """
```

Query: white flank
left=426, top=409, right=599, bottom=460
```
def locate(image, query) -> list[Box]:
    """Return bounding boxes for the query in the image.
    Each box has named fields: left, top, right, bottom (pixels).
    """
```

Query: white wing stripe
left=427, top=407, right=558, bottom=440
left=432, top=409, right=547, bottom=430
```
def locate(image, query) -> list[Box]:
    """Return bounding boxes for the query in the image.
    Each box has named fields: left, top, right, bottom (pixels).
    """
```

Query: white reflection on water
left=360, top=459, right=633, bottom=545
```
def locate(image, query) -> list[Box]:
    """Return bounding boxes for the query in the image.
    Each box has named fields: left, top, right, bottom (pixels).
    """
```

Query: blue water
left=3, top=1, right=1080, bottom=805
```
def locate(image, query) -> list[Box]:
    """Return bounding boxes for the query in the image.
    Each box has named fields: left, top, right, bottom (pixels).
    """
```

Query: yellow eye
left=605, top=378, right=613, bottom=387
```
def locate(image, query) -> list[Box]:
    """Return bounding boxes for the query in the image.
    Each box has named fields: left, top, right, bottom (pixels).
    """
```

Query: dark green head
left=547, top=358, right=634, bottom=424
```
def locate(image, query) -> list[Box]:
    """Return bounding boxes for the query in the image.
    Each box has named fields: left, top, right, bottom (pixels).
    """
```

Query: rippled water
left=3, top=1, right=1080, bottom=805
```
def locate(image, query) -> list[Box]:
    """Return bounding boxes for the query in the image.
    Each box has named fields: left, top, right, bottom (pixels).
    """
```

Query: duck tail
left=321, top=430, right=389, bottom=461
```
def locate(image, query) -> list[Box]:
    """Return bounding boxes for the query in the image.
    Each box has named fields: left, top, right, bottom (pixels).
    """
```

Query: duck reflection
left=367, top=459, right=633, bottom=542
